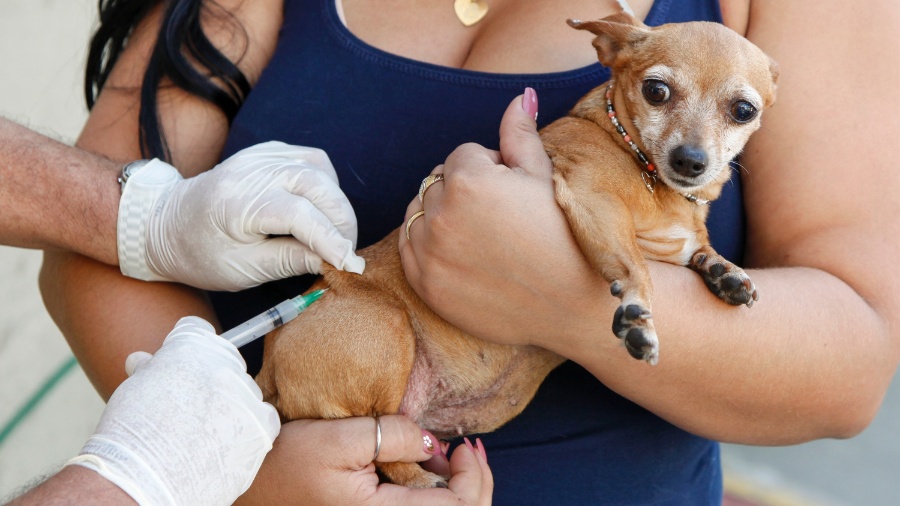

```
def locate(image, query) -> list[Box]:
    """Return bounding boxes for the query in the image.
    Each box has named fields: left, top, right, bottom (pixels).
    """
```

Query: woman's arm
left=40, top=0, right=283, bottom=399
left=401, top=0, right=900, bottom=445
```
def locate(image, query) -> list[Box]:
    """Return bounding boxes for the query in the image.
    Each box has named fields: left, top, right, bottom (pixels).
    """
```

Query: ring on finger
left=405, top=210, right=425, bottom=240
left=418, top=173, right=445, bottom=203
left=373, top=416, right=382, bottom=462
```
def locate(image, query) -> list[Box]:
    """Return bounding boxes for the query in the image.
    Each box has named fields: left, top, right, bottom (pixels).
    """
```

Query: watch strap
left=116, top=159, right=183, bottom=281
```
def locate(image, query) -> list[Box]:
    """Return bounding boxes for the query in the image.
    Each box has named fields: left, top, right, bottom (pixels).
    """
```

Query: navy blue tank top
left=213, top=0, right=741, bottom=503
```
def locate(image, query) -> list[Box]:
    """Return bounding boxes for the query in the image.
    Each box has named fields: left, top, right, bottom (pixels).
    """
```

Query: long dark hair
left=85, top=0, right=251, bottom=161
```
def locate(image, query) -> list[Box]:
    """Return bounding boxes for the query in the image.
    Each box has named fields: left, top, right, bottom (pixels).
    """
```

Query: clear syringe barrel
left=221, top=299, right=300, bottom=348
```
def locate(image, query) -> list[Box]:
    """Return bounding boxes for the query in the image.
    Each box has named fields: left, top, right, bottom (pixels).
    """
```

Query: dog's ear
left=567, top=15, right=650, bottom=67
left=763, top=56, right=779, bottom=108
left=767, top=56, right=780, bottom=85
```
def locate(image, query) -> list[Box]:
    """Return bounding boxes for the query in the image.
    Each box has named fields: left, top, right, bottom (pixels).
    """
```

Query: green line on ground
left=0, top=355, right=78, bottom=448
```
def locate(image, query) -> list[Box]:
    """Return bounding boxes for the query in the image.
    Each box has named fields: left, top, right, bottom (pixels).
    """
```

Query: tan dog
left=547, top=14, right=776, bottom=364
left=256, top=13, right=777, bottom=488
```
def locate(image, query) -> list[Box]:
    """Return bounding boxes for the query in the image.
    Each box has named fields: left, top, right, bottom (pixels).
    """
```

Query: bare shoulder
left=202, top=0, right=284, bottom=83
left=101, top=0, right=283, bottom=91
left=718, top=0, right=751, bottom=35
left=80, top=0, right=284, bottom=172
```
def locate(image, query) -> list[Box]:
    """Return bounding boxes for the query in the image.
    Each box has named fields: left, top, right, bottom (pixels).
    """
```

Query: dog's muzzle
left=669, top=144, right=708, bottom=178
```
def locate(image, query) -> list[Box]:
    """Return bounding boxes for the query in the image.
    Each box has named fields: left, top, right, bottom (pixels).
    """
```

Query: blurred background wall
left=0, top=0, right=104, bottom=498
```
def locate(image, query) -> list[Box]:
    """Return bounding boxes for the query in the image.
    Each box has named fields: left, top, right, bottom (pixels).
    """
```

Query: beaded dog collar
left=605, top=81, right=710, bottom=205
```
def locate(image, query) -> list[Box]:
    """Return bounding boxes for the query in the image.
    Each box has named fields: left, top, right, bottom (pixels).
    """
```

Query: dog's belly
left=636, top=223, right=701, bottom=265
left=398, top=332, right=563, bottom=439
left=257, top=230, right=564, bottom=441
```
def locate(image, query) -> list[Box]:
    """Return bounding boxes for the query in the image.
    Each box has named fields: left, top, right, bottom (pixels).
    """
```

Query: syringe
left=221, top=289, right=327, bottom=348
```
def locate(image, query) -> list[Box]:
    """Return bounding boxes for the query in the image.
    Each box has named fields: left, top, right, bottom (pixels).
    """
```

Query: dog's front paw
left=612, top=303, right=659, bottom=365
left=691, top=253, right=758, bottom=307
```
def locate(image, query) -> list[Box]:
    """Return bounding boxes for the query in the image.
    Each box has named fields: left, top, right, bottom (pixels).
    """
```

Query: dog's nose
left=670, top=145, right=708, bottom=178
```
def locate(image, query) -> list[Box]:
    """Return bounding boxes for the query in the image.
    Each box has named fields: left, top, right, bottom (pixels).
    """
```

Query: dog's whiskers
left=730, top=160, right=751, bottom=176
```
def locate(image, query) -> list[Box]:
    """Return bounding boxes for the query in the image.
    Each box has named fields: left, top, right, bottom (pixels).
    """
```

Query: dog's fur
left=256, top=13, right=777, bottom=488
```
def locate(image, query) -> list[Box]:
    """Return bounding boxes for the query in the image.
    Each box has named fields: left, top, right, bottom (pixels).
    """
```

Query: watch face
left=124, top=160, right=149, bottom=179
left=119, top=160, right=150, bottom=191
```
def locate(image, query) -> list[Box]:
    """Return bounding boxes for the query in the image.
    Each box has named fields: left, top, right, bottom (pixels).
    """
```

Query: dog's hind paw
left=377, top=461, right=447, bottom=489
left=612, top=303, right=659, bottom=365
left=690, top=252, right=759, bottom=307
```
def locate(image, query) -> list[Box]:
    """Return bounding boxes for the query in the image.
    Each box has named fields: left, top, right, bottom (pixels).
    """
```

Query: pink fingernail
left=463, top=437, right=475, bottom=452
left=523, top=87, right=539, bottom=122
left=475, top=438, right=488, bottom=463
left=422, top=430, right=438, bottom=455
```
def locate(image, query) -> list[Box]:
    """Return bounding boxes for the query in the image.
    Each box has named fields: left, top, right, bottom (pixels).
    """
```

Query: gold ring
left=405, top=210, right=425, bottom=240
left=418, top=173, right=445, bottom=203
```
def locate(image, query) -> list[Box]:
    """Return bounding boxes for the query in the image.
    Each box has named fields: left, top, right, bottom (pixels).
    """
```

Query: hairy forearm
left=0, top=118, right=119, bottom=264
left=545, top=260, right=895, bottom=445
left=7, top=466, right=136, bottom=506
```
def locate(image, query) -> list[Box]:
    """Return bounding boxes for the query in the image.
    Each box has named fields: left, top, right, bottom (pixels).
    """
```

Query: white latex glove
left=66, top=316, right=280, bottom=506
left=117, top=141, right=365, bottom=291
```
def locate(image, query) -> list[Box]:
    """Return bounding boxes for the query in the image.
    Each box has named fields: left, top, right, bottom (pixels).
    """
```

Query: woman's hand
left=237, top=415, right=492, bottom=506
left=400, top=90, right=611, bottom=349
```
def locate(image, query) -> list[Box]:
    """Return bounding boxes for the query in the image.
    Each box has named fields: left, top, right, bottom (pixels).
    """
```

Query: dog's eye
left=642, top=80, right=670, bottom=104
left=730, top=101, right=758, bottom=123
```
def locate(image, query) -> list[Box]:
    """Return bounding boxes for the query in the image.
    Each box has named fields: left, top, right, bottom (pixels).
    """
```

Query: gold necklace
left=453, top=0, right=489, bottom=26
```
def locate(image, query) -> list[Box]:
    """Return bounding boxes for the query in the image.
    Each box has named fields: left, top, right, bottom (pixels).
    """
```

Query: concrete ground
left=1, top=1, right=897, bottom=504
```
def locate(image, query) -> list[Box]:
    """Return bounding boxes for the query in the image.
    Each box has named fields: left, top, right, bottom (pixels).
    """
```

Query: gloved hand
left=117, top=141, right=365, bottom=291
left=66, top=317, right=281, bottom=506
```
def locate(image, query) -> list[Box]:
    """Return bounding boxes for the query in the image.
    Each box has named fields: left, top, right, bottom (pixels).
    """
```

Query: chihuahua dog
left=256, top=13, right=777, bottom=488
left=546, top=14, right=776, bottom=364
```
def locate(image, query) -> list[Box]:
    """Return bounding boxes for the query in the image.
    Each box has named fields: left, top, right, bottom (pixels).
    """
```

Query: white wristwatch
left=116, top=159, right=184, bottom=281
left=118, top=160, right=152, bottom=192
